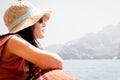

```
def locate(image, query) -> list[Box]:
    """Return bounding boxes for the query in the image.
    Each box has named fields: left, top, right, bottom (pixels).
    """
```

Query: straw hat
left=3, top=1, right=51, bottom=33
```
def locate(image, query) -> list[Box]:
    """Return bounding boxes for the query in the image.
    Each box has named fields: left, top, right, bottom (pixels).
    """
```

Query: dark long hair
left=16, top=25, right=39, bottom=47
left=16, top=25, right=43, bottom=73
left=17, top=25, right=44, bottom=80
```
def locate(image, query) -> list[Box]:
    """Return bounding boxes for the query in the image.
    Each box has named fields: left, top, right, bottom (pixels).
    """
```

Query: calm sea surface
left=63, top=59, right=120, bottom=80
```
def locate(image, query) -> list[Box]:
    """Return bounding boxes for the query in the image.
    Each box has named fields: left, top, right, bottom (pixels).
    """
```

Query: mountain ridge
left=44, top=23, right=120, bottom=59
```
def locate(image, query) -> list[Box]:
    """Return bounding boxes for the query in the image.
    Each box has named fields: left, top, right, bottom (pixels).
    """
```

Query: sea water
left=63, top=59, right=120, bottom=80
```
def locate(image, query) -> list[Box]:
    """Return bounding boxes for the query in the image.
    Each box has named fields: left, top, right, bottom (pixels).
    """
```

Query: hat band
left=8, top=8, right=39, bottom=31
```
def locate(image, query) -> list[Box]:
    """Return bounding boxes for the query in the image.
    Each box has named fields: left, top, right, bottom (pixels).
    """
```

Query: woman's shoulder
left=7, top=34, right=24, bottom=44
left=4, top=34, right=35, bottom=58
left=0, top=34, right=26, bottom=58
left=6, top=34, right=31, bottom=52
left=0, top=34, right=18, bottom=46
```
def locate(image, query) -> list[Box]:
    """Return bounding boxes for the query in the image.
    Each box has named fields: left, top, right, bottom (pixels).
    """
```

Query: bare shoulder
left=5, top=35, right=40, bottom=62
left=8, top=35, right=29, bottom=46
left=6, top=35, right=34, bottom=56
left=7, top=35, right=31, bottom=51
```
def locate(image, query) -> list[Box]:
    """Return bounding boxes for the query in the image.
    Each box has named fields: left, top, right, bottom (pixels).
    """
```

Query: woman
left=0, top=1, right=79, bottom=80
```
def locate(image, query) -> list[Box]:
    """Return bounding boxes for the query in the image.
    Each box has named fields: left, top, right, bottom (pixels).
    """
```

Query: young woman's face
left=34, top=18, right=46, bottom=39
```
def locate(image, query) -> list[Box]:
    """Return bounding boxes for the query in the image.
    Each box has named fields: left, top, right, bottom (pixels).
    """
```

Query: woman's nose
left=43, top=22, right=46, bottom=27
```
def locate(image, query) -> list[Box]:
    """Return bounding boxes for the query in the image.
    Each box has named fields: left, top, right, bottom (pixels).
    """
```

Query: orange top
left=0, top=35, right=29, bottom=80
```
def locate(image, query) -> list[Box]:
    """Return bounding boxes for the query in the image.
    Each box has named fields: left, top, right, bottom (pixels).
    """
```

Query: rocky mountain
left=44, top=23, right=120, bottom=59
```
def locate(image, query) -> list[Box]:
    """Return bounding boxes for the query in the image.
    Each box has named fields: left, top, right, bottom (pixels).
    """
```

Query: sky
left=1, top=0, right=120, bottom=47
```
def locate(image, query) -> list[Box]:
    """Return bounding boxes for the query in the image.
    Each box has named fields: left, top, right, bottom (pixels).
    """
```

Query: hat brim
left=9, top=11, right=51, bottom=33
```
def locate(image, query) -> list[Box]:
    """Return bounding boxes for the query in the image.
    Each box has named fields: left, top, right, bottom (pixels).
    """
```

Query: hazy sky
left=1, top=0, right=120, bottom=46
